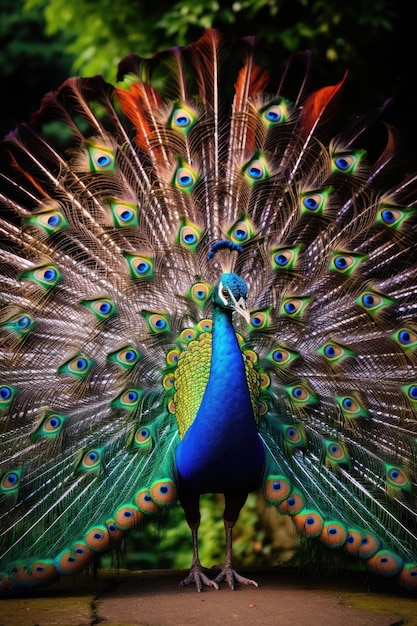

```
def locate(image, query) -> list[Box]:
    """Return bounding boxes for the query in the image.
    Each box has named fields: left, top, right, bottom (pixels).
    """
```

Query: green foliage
left=0, top=0, right=73, bottom=136
left=23, top=0, right=400, bottom=81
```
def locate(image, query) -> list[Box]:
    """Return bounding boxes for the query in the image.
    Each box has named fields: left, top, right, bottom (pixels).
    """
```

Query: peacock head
left=208, top=241, right=250, bottom=323
left=212, top=273, right=250, bottom=322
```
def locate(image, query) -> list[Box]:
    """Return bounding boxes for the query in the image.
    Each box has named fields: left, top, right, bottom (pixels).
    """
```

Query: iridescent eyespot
left=330, top=251, right=367, bottom=275
left=114, top=505, right=140, bottom=530
left=242, top=153, right=269, bottom=184
left=319, top=520, right=348, bottom=548
left=249, top=308, right=271, bottom=330
left=150, top=479, right=177, bottom=506
left=376, top=204, right=413, bottom=230
left=270, top=245, right=300, bottom=270
left=124, top=349, right=137, bottom=362
left=13, top=560, right=58, bottom=584
left=250, top=314, right=264, bottom=328
left=179, top=327, right=197, bottom=342
left=196, top=319, right=212, bottom=333
left=122, top=252, right=154, bottom=279
left=392, top=327, right=417, bottom=351
left=134, top=489, right=160, bottom=514
left=176, top=217, right=203, bottom=251
left=86, top=143, right=115, bottom=172
left=277, top=490, right=304, bottom=515
left=260, top=99, right=289, bottom=127
left=0, top=469, right=22, bottom=492
left=385, top=464, right=411, bottom=491
left=331, top=150, right=364, bottom=174
left=141, top=310, right=171, bottom=334
left=283, top=424, right=307, bottom=448
left=31, top=412, right=66, bottom=440
left=80, top=297, right=117, bottom=322
left=163, top=373, right=175, bottom=390
left=264, top=475, right=291, bottom=504
left=357, top=531, right=381, bottom=559
left=227, top=215, right=255, bottom=245
left=356, top=290, right=395, bottom=314
left=325, top=440, right=350, bottom=466
left=189, top=282, right=211, bottom=307
left=365, top=550, right=404, bottom=576
left=402, top=383, right=417, bottom=404
left=398, top=564, right=417, bottom=590
left=292, top=510, right=324, bottom=537
left=267, top=345, right=299, bottom=367
left=333, top=255, right=348, bottom=270
left=317, top=340, right=355, bottom=363
left=76, top=449, right=102, bottom=473
left=109, top=201, right=138, bottom=228
left=334, top=156, right=353, bottom=171
left=291, top=386, right=307, bottom=400
left=259, top=371, right=270, bottom=390
left=84, top=450, right=100, bottom=465
left=111, top=388, right=143, bottom=409
left=0, top=311, right=35, bottom=337
left=0, top=384, right=16, bottom=409
left=19, top=263, right=62, bottom=290
left=336, top=394, right=369, bottom=419
left=343, top=528, right=365, bottom=554
left=84, top=526, right=110, bottom=552
left=135, top=427, right=151, bottom=443
left=47, top=214, right=60, bottom=226
left=55, top=543, right=93, bottom=575
left=24, top=205, right=68, bottom=235
left=166, top=348, right=180, bottom=366
left=300, top=190, right=330, bottom=214
left=285, top=382, right=317, bottom=405
left=129, top=424, right=153, bottom=452
left=0, top=386, right=11, bottom=400
left=172, top=160, right=198, bottom=193
left=244, top=349, right=258, bottom=364
left=169, top=103, right=197, bottom=134
left=280, top=296, right=311, bottom=318
left=257, top=400, right=269, bottom=415
left=106, top=519, right=125, bottom=541
left=107, top=345, right=141, bottom=369
left=57, top=354, right=93, bottom=378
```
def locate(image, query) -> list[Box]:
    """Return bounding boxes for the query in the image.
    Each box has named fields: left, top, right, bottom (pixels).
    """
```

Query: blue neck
left=175, top=301, right=265, bottom=494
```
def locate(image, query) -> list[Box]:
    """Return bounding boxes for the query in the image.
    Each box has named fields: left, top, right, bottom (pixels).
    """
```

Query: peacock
left=1, top=29, right=417, bottom=596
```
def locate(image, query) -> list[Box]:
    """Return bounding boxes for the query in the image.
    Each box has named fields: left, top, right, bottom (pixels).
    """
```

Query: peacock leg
left=179, top=491, right=219, bottom=591
left=212, top=519, right=258, bottom=590
left=179, top=524, right=220, bottom=591
left=212, top=492, right=258, bottom=590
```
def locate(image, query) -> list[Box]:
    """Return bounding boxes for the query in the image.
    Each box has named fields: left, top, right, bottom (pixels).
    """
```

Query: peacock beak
left=234, top=297, right=251, bottom=323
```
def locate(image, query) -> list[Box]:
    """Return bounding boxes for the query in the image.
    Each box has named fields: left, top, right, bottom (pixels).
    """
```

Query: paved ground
left=1, top=568, right=416, bottom=626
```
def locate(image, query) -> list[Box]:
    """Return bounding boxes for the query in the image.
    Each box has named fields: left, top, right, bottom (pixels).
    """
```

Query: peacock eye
left=222, top=288, right=229, bottom=297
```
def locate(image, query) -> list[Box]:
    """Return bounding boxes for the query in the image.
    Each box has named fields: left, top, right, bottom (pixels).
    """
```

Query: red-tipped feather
left=299, top=71, right=348, bottom=138
left=116, top=82, right=162, bottom=153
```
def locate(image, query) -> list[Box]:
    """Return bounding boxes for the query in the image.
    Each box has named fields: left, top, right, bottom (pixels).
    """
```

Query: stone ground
left=0, top=568, right=416, bottom=626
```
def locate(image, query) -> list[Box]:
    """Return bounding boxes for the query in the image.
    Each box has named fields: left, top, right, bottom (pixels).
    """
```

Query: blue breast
left=175, top=305, right=265, bottom=494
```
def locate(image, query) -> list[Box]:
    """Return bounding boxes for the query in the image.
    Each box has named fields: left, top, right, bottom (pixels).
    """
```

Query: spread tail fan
left=1, top=30, right=416, bottom=594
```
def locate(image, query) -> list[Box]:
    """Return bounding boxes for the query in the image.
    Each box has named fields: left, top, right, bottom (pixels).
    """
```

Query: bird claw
left=179, top=566, right=219, bottom=592
left=212, top=566, right=258, bottom=590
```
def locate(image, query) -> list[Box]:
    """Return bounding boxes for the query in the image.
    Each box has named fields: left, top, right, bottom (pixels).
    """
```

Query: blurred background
left=1, top=0, right=414, bottom=138
left=0, top=0, right=414, bottom=573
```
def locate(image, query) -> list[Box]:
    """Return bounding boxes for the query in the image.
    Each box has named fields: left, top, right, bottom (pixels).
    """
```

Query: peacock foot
left=179, top=565, right=220, bottom=592
left=212, top=566, right=258, bottom=590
